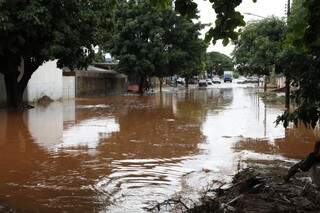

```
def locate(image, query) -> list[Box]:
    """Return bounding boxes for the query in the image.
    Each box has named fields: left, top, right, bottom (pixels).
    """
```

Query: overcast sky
left=195, top=0, right=288, bottom=56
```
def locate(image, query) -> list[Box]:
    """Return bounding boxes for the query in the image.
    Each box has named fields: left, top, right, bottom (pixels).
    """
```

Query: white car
left=212, top=77, right=222, bottom=84
left=206, top=79, right=213, bottom=86
left=198, top=79, right=207, bottom=87
left=176, top=77, right=185, bottom=85
left=236, top=76, right=247, bottom=84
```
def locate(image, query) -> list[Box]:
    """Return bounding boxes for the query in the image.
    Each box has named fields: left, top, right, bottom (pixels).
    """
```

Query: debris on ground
left=187, top=141, right=320, bottom=213
left=284, top=140, right=320, bottom=184
left=150, top=168, right=320, bottom=213
left=0, top=203, right=15, bottom=212
left=188, top=168, right=320, bottom=213
left=37, top=95, right=54, bottom=106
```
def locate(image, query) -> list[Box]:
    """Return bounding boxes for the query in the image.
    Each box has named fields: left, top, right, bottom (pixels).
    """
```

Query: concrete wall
left=63, top=76, right=75, bottom=100
left=0, top=73, right=6, bottom=107
left=26, top=60, right=63, bottom=102
left=75, top=71, right=127, bottom=97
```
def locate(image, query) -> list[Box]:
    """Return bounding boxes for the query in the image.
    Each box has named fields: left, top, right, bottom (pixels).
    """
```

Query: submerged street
left=0, top=84, right=319, bottom=212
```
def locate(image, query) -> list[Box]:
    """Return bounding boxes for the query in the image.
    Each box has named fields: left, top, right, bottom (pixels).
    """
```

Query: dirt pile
left=188, top=168, right=320, bottom=213
left=37, top=95, right=54, bottom=106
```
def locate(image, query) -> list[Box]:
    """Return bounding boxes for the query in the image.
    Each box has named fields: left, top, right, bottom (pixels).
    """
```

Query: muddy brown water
left=0, top=85, right=319, bottom=212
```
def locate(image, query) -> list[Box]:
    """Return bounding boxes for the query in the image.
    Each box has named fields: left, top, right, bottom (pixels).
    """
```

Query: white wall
left=63, top=76, right=75, bottom=100
left=26, top=60, right=63, bottom=102
left=0, top=73, right=6, bottom=105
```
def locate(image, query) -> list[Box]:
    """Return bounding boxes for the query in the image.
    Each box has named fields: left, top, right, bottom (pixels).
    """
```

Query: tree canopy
left=109, top=0, right=206, bottom=92
left=276, top=0, right=320, bottom=128
left=205, top=51, right=234, bottom=77
left=0, top=0, right=115, bottom=108
left=232, top=17, right=287, bottom=77
left=152, top=0, right=254, bottom=45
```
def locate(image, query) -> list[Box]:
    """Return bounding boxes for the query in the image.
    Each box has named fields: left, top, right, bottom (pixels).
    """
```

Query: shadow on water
left=0, top=85, right=319, bottom=212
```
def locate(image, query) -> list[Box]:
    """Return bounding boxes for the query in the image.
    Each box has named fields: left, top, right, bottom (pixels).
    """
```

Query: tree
left=232, top=17, right=287, bottom=91
left=109, top=1, right=172, bottom=93
left=170, top=18, right=207, bottom=88
left=274, top=0, right=308, bottom=111
left=205, top=51, right=234, bottom=77
left=109, top=0, right=206, bottom=92
left=277, top=0, right=320, bottom=127
left=0, top=0, right=114, bottom=109
left=155, top=14, right=206, bottom=90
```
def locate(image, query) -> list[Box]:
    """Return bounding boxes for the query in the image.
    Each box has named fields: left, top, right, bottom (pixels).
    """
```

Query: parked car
left=236, top=76, right=247, bottom=84
left=198, top=79, right=207, bottom=88
left=206, top=79, right=213, bottom=86
left=177, top=77, right=185, bottom=85
left=223, top=71, right=233, bottom=83
left=212, top=77, right=222, bottom=84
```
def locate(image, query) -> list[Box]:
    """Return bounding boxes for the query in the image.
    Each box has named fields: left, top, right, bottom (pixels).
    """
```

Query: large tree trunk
left=4, top=70, right=24, bottom=110
left=138, top=75, right=145, bottom=95
left=159, top=77, right=163, bottom=93
left=3, top=58, right=36, bottom=110
left=264, top=78, right=267, bottom=92
left=185, top=77, right=189, bottom=89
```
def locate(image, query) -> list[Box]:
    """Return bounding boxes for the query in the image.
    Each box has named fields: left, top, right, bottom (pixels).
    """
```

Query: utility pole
left=285, top=0, right=291, bottom=112
left=287, top=0, right=291, bottom=17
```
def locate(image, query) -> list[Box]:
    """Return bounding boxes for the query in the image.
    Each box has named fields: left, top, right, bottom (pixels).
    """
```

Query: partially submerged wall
left=75, top=69, right=127, bottom=97
left=63, top=76, right=75, bottom=100
left=26, top=60, right=63, bottom=102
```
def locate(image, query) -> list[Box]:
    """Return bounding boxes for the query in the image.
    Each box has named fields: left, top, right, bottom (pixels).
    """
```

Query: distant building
left=63, top=64, right=127, bottom=98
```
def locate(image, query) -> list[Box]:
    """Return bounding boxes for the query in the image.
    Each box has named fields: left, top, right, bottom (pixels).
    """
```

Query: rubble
left=188, top=168, right=320, bottom=213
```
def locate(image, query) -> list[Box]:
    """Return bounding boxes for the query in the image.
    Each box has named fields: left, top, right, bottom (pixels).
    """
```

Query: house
left=0, top=61, right=127, bottom=107
left=63, top=65, right=127, bottom=98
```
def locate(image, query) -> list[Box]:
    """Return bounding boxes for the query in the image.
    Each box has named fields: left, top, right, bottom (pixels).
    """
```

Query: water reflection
left=0, top=111, right=110, bottom=212
left=61, top=118, right=119, bottom=150
left=0, top=86, right=319, bottom=212
left=234, top=126, right=320, bottom=159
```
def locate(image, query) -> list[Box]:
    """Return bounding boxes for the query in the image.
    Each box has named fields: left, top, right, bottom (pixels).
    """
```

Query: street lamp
left=243, top=12, right=266, bottom=19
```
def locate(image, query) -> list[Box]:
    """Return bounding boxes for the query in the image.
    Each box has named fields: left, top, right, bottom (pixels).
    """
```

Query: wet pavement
left=0, top=84, right=319, bottom=212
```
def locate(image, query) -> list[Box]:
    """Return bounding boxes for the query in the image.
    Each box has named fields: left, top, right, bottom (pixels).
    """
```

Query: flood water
left=0, top=84, right=319, bottom=212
